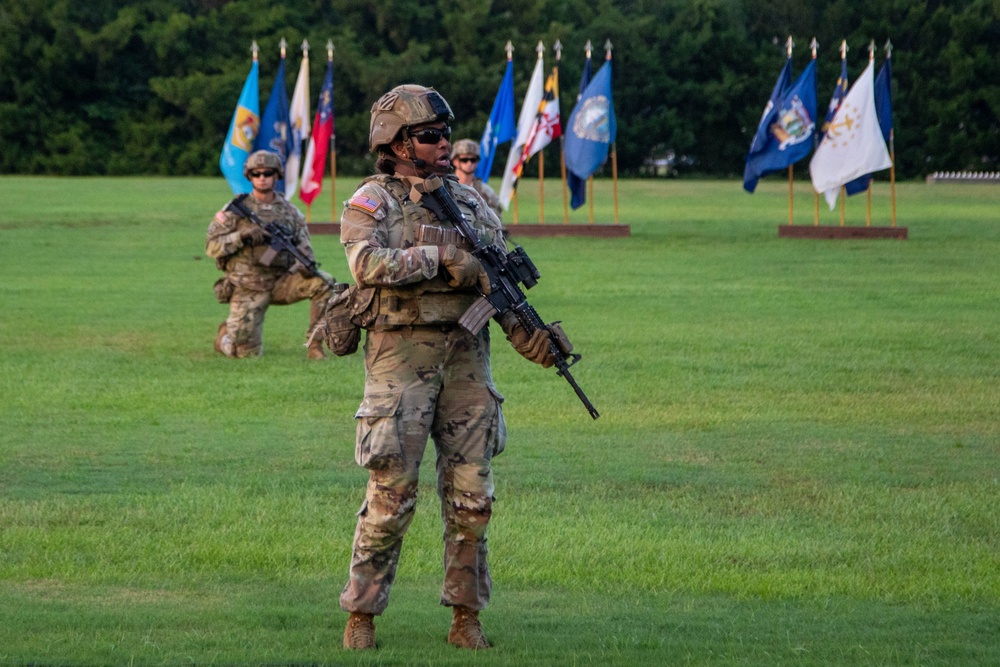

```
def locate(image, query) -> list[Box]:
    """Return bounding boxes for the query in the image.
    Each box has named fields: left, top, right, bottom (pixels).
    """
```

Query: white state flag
left=498, top=55, right=545, bottom=210
left=284, top=52, right=311, bottom=199
left=810, top=60, right=892, bottom=210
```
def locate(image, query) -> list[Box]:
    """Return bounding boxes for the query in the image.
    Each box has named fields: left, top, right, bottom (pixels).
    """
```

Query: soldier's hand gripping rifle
left=415, top=176, right=599, bottom=420
left=226, top=194, right=338, bottom=291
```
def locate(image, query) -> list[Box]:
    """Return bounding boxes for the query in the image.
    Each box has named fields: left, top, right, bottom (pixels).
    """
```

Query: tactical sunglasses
left=456, top=157, right=479, bottom=164
left=410, top=126, right=452, bottom=145
left=250, top=170, right=276, bottom=178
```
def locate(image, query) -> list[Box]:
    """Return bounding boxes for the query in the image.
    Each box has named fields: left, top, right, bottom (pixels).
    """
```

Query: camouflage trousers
left=217, top=272, right=330, bottom=357
left=340, top=325, right=507, bottom=615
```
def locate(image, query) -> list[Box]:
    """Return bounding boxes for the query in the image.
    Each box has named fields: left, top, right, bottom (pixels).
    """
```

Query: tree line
left=1, top=0, right=997, bottom=179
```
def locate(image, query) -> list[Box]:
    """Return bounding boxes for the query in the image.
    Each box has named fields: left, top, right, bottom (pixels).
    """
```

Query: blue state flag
left=220, top=61, right=260, bottom=194
left=743, top=57, right=792, bottom=192
left=820, top=56, right=849, bottom=142
left=743, top=59, right=817, bottom=193
left=567, top=53, right=594, bottom=208
left=476, top=60, right=516, bottom=183
left=845, top=58, right=894, bottom=196
left=565, top=60, right=616, bottom=210
left=254, top=56, right=291, bottom=193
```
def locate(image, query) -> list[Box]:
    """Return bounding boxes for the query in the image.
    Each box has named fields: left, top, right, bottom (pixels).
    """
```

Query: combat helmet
left=369, top=85, right=454, bottom=152
left=451, top=139, right=480, bottom=160
left=243, top=150, right=283, bottom=179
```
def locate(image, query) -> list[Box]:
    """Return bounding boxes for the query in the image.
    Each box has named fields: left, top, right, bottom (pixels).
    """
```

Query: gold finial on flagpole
left=326, top=39, right=334, bottom=61
left=785, top=36, right=794, bottom=58
left=868, top=39, right=876, bottom=61
left=839, top=39, right=848, bottom=60
left=884, top=38, right=893, bottom=59
left=505, top=40, right=513, bottom=61
left=554, top=39, right=562, bottom=61
left=810, top=37, right=818, bottom=59
left=251, top=40, right=259, bottom=61
left=301, top=39, right=309, bottom=55
left=604, top=39, right=613, bottom=60
left=279, top=37, right=287, bottom=59
left=536, top=40, right=544, bottom=59
left=584, top=39, right=592, bottom=60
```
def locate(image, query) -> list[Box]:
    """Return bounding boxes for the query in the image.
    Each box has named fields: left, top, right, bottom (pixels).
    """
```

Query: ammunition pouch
left=370, top=290, right=479, bottom=331
left=309, top=283, right=377, bottom=356
left=213, top=276, right=235, bottom=303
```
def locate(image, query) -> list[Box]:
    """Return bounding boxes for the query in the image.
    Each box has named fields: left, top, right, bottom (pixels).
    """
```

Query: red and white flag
left=299, top=58, right=333, bottom=206
left=513, top=67, right=562, bottom=176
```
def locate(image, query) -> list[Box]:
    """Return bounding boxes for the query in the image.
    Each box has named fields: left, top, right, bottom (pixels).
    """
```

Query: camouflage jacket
left=206, top=194, right=314, bottom=291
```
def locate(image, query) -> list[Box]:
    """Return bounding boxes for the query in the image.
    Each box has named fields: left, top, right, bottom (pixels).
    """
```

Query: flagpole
left=810, top=38, right=819, bottom=226
left=865, top=41, right=875, bottom=228
left=537, top=40, right=546, bottom=225
left=837, top=39, right=848, bottom=227
left=327, top=40, right=336, bottom=224
left=886, top=39, right=896, bottom=228
left=602, top=40, right=619, bottom=225
left=588, top=178, right=594, bottom=224
left=585, top=40, right=594, bottom=225
left=538, top=150, right=544, bottom=224
left=785, top=37, right=795, bottom=226
left=555, top=40, right=569, bottom=225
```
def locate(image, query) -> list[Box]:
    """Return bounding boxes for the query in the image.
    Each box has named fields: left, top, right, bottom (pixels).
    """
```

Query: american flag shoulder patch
left=348, top=194, right=382, bottom=216
left=214, top=210, right=228, bottom=225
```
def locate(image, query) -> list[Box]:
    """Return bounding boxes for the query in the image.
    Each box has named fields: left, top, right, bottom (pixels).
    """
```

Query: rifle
left=226, top=194, right=337, bottom=291
left=415, top=176, right=599, bottom=420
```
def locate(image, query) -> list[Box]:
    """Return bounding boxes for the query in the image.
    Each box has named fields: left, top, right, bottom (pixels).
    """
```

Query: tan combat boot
left=214, top=322, right=228, bottom=354
left=343, top=612, right=376, bottom=650
left=448, top=606, right=490, bottom=649
left=306, top=338, right=326, bottom=360
left=306, top=300, right=327, bottom=360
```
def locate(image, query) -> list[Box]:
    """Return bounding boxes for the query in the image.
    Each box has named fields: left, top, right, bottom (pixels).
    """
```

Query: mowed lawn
left=1, top=176, right=998, bottom=666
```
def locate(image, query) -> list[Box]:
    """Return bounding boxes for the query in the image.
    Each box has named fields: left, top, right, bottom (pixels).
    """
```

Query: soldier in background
left=206, top=151, right=332, bottom=359
left=337, top=85, right=565, bottom=651
left=450, top=138, right=504, bottom=220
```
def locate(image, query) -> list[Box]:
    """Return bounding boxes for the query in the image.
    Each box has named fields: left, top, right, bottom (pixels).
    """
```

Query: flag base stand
left=507, top=224, right=630, bottom=238
left=308, top=223, right=631, bottom=238
left=778, top=225, right=907, bottom=240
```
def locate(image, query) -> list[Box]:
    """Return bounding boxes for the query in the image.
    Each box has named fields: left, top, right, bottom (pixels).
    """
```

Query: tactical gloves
left=439, top=245, right=491, bottom=293
left=237, top=218, right=269, bottom=246
left=500, top=312, right=573, bottom=368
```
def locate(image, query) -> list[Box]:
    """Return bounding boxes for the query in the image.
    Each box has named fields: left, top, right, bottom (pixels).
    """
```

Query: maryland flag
left=512, top=67, right=562, bottom=177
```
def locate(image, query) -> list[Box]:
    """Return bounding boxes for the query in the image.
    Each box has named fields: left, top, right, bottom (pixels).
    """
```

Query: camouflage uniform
left=206, top=193, right=330, bottom=357
left=339, top=173, right=507, bottom=615
left=470, top=178, right=503, bottom=220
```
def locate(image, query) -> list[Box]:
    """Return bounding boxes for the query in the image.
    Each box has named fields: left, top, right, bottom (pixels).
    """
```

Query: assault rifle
left=226, top=194, right=337, bottom=291
left=415, top=176, right=599, bottom=420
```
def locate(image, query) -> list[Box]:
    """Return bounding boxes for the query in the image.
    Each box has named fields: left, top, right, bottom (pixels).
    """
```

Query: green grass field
left=1, top=176, right=998, bottom=666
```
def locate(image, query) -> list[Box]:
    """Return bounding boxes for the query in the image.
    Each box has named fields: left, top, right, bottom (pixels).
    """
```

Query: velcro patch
left=348, top=195, right=384, bottom=218
left=214, top=211, right=228, bottom=225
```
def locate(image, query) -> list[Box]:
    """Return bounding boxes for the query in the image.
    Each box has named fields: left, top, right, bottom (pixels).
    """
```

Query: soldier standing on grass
left=450, top=138, right=504, bottom=219
left=206, top=151, right=333, bottom=359
left=337, top=84, right=569, bottom=650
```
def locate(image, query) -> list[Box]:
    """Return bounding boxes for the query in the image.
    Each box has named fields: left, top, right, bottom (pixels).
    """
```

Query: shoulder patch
left=348, top=194, right=384, bottom=219
left=214, top=210, right=229, bottom=225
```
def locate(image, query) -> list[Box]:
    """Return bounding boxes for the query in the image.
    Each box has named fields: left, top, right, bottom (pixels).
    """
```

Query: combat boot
left=214, top=322, right=228, bottom=354
left=306, top=300, right=327, bottom=360
left=343, top=612, right=376, bottom=650
left=448, top=606, right=490, bottom=649
left=306, top=338, right=326, bottom=360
